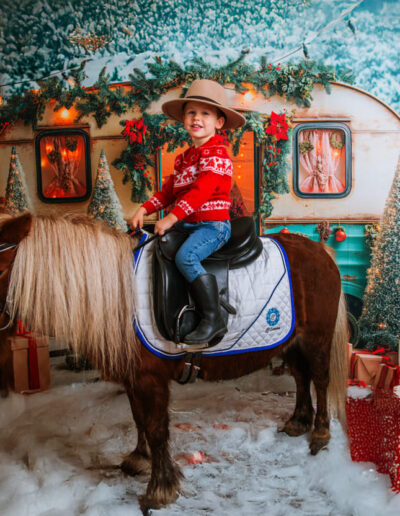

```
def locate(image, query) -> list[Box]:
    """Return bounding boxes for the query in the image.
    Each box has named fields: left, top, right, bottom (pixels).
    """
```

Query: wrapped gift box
left=7, top=335, right=50, bottom=393
left=373, top=363, right=400, bottom=391
left=347, top=389, right=400, bottom=493
left=350, top=352, right=383, bottom=386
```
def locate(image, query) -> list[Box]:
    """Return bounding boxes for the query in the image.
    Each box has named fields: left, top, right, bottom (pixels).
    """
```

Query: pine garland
left=114, top=110, right=291, bottom=220
left=0, top=55, right=352, bottom=218
left=0, top=56, right=353, bottom=130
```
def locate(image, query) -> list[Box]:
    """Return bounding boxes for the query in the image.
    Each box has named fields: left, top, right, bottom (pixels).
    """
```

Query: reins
left=131, top=227, right=175, bottom=253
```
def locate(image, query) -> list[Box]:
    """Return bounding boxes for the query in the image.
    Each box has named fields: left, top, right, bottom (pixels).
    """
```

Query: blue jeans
left=175, top=220, right=231, bottom=283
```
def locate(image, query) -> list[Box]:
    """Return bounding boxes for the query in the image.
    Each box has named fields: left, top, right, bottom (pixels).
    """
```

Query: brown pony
left=0, top=213, right=348, bottom=511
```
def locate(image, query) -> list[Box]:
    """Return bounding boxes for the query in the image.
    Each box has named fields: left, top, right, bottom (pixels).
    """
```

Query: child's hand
left=155, top=213, right=178, bottom=235
left=130, top=206, right=147, bottom=230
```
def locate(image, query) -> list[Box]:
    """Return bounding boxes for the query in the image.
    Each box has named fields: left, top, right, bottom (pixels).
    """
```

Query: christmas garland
left=0, top=55, right=354, bottom=130
left=114, top=110, right=291, bottom=220
left=0, top=55, right=353, bottom=218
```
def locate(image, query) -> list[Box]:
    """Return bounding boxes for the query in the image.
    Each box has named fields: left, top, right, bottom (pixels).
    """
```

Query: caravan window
left=157, top=132, right=257, bottom=217
left=35, top=129, right=92, bottom=203
left=293, top=123, right=352, bottom=198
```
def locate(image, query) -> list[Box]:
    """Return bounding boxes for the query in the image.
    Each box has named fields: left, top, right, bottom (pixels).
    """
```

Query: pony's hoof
left=309, top=429, right=330, bottom=455
left=280, top=419, right=312, bottom=437
left=139, top=489, right=179, bottom=511
left=121, top=452, right=151, bottom=477
left=309, top=439, right=328, bottom=455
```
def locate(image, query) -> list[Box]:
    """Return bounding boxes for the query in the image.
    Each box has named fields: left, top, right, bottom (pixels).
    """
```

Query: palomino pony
left=0, top=213, right=348, bottom=511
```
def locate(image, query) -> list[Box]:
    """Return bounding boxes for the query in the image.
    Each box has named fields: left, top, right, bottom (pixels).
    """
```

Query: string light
left=60, top=108, right=71, bottom=119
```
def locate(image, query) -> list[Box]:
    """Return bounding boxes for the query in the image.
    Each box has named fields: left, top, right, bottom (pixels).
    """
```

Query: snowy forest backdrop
left=0, top=0, right=399, bottom=114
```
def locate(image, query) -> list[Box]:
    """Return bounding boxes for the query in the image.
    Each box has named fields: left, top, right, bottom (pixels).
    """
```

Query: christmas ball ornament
left=335, top=227, right=347, bottom=242
left=280, top=227, right=290, bottom=234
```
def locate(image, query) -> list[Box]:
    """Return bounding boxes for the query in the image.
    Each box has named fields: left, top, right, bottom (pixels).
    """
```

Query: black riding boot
left=183, top=273, right=227, bottom=345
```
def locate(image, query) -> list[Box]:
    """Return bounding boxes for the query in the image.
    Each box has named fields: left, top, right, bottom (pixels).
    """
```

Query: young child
left=131, top=79, right=245, bottom=346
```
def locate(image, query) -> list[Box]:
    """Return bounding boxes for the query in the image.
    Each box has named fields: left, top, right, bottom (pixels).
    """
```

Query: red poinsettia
left=122, top=118, right=148, bottom=144
left=214, top=130, right=230, bottom=147
left=265, top=111, right=289, bottom=141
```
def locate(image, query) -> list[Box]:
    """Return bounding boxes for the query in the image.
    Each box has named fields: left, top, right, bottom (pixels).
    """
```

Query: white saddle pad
left=133, top=234, right=294, bottom=358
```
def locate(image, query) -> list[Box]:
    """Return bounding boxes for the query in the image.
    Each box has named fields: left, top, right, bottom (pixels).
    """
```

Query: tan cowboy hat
left=161, top=79, right=246, bottom=129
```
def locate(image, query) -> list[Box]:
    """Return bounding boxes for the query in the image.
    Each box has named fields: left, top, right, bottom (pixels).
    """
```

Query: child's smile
left=183, top=101, right=225, bottom=147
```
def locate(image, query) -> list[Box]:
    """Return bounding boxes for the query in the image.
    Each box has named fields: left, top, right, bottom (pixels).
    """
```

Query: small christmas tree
left=359, top=156, right=400, bottom=351
left=5, top=146, right=33, bottom=215
left=88, top=149, right=128, bottom=232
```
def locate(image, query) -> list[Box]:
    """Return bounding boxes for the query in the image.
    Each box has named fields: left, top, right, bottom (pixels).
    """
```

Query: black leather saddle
left=152, top=217, right=263, bottom=344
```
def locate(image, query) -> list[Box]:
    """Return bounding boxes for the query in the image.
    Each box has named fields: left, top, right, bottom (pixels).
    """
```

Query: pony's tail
left=328, top=288, right=348, bottom=428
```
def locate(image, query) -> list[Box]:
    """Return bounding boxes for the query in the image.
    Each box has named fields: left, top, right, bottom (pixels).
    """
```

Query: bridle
left=0, top=242, right=18, bottom=331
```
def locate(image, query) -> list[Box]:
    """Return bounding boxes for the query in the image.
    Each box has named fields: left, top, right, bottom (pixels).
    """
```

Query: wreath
left=299, top=140, right=314, bottom=154
left=330, top=131, right=344, bottom=149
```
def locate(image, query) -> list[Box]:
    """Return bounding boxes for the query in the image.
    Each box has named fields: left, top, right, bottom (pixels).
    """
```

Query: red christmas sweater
left=142, top=134, right=233, bottom=222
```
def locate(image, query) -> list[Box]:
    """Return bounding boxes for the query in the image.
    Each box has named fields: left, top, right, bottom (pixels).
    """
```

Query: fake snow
left=1, top=364, right=400, bottom=516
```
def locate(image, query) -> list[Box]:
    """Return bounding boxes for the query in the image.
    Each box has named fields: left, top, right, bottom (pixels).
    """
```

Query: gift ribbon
left=16, top=319, right=40, bottom=390
left=347, top=379, right=367, bottom=388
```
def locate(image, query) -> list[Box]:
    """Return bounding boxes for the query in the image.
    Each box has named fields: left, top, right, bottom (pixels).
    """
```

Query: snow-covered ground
left=1, top=361, right=400, bottom=516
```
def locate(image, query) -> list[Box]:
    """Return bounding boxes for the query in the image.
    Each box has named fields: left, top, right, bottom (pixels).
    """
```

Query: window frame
left=35, top=128, right=92, bottom=204
left=292, top=122, right=352, bottom=199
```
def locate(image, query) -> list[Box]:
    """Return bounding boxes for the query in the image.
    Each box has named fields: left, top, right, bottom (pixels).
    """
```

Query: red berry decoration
left=280, top=227, right=290, bottom=234
left=335, top=227, right=347, bottom=242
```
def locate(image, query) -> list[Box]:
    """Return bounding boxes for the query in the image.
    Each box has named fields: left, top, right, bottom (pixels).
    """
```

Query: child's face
left=183, top=101, right=225, bottom=147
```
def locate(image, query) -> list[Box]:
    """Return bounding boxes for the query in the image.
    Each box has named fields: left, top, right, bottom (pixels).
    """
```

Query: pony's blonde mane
left=7, top=214, right=139, bottom=380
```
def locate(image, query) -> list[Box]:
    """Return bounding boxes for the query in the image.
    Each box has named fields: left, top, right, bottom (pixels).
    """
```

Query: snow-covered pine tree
left=359, top=155, right=400, bottom=351
left=88, top=149, right=128, bottom=232
left=5, top=146, right=33, bottom=215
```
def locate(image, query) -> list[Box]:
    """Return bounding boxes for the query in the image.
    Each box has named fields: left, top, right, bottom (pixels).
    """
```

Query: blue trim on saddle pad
left=133, top=235, right=295, bottom=359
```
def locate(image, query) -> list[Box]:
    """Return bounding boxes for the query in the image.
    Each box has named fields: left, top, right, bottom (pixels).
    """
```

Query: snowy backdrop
left=0, top=0, right=399, bottom=113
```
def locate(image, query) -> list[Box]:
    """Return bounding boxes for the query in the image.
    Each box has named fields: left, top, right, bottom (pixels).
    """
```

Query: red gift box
left=373, top=363, right=400, bottom=391
left=6, top=321, right=50, bottom=393
left=347, top=389, right=400, bottom=493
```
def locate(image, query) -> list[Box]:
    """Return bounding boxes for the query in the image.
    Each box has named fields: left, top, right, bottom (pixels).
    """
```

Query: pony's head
left=0, top=213, right=139, bottom=381
left=0, top=213, right=32, bottom=312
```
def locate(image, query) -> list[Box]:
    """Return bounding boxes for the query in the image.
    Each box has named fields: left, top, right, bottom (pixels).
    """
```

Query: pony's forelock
left=7, top=214, right=139, bottom=380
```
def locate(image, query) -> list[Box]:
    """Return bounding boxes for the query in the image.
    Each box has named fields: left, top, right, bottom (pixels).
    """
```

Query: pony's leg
left=281, top=345, right=314, bottom=436
left=121, top=408, right=152, bottom=476
left=123, top=377, right=183, bottom=509
left=309, top=371, right=330, bottom=455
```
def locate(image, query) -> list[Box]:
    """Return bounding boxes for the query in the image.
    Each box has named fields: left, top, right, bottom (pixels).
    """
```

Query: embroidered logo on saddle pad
left=134, top=235, right=294, bottom=358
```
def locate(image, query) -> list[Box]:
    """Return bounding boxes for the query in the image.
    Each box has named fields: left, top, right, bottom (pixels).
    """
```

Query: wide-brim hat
left=161, top=79, right=246, bottom=130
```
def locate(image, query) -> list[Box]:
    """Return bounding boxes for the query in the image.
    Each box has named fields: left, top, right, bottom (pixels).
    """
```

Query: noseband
left=0, top=242, right=18, bottom=331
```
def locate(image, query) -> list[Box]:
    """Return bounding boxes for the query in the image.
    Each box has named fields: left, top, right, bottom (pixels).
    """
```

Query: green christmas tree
left=5, top=146, right=33, bottom=215
left=88, top=149, right=128, bottom=232
left=359, top=157, right=400, bottom=351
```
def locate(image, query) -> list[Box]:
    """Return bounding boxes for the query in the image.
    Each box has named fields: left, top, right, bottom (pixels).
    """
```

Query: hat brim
left=161, top=98, right=246, bottom=129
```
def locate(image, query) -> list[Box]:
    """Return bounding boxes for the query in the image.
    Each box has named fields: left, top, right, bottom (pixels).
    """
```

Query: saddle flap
left=209, top=217, right=258, bottom=261
left=158, top=229, right=188, bottom=260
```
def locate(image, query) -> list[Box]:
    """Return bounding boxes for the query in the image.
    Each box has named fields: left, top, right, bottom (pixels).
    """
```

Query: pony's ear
left=0, top=213, right=32, bottom=244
